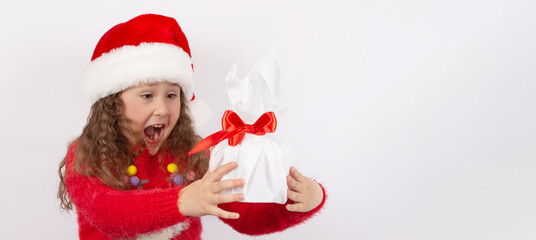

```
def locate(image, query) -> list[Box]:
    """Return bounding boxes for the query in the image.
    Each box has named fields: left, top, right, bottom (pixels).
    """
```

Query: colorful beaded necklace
left=126, top=163, right=195, bottom=189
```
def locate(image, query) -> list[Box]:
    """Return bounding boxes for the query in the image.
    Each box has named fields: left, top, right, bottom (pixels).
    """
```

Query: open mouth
left=143, top=124, right=165, bottom=144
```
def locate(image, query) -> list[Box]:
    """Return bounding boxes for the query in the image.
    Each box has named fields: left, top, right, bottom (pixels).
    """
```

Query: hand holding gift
left=285, top=167, right=324, bottom=212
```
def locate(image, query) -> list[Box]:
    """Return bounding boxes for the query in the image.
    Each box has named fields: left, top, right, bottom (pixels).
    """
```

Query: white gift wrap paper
left=209, top=51, right=293, bottom=204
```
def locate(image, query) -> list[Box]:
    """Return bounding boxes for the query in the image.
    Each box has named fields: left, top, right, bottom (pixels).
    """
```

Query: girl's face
left=120, top=81, right=181, bottom=155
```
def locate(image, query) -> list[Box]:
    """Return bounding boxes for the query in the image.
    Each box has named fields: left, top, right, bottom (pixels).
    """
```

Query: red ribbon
left=188, top=110, right=277, bottom=156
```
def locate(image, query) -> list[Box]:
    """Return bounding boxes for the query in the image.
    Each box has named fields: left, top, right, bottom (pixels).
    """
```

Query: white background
left=1, top=0, right=535, bottom=239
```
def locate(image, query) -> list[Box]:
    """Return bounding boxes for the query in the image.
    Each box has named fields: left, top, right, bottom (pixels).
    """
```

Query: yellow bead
left=127, top=165, right=137, bottom=176
left=167, top=163, right=178, bottom=173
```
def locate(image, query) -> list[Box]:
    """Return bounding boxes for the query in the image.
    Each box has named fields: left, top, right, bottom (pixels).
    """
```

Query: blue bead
left=130, top=176, right=140, bottom=186
left=173, top=175, right=184, bottom=185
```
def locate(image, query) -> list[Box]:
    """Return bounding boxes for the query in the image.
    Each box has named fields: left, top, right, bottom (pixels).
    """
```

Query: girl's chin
left=146, top=145, right=160, bottom=156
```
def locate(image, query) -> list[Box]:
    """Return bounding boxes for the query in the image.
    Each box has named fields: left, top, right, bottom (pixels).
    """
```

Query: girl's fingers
left=287, top=189, right=302, bottom=202
left=202, top=168, right=211, bottom=179
left=287, top=175, right=299, bottom=191
left=211, top=207, right=240, bottom=219
left=205, top=162, right=237, bottom=182
left=214, top=193, right=244, bottom=204
left=213, top=178, right=245, bottom=193
left=285, top=202, right=306, bottom=212
left=289, top=167, right=305, bottom=183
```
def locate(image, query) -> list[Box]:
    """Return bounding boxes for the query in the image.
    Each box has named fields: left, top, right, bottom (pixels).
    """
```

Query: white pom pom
left=188, top=99, right=211, bottom=128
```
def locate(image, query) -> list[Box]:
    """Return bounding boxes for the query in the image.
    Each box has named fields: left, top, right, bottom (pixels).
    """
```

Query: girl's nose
left=153, top=97, right=169, bottom=116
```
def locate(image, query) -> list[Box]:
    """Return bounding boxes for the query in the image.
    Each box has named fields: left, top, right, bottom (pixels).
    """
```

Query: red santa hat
left=82, top=13, right=210, bottom=126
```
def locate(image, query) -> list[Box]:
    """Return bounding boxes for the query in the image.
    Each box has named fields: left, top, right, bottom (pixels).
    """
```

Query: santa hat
left=82, top=13, right=210, bottom=126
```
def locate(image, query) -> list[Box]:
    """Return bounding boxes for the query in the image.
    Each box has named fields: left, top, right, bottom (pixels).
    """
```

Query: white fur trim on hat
left=82, top=42, right=194, bottom=103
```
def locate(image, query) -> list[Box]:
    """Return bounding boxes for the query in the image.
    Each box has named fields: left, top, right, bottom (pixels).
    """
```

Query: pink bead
left=186, top=171, right=195, bottom=181
left=122, top=176, right=129, bottom=184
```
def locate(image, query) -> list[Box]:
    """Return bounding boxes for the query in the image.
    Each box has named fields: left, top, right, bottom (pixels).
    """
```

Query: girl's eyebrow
left=166, top=82, right=181, bottom=87
left=134, top=83, right=155, bottom=89
left=166, top=84, right=181, bottom=90
left=140, top=82, right=157, bottom=87
left=142, top=82, right=180, bottom=87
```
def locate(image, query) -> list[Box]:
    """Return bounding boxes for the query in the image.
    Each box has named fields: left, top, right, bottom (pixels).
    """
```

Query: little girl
left=58, top=14, right=326, bottom=240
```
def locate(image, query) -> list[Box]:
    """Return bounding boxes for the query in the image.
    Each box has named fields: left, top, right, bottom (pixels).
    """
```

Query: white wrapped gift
left=189, top=51, right=292, bottom=204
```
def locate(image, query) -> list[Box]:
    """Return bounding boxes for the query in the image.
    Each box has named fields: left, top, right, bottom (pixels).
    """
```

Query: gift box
left=189, top=51, right=292, bottom=204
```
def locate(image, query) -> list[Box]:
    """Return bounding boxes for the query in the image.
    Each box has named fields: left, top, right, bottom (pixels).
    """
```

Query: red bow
left=188, top=110, right=277, bottom=156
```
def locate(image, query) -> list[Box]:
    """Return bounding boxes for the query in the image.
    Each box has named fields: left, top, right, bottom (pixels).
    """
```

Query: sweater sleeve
left=217, top=183, right=327, bottom=236
left=64, top=143, right=188, bottom=239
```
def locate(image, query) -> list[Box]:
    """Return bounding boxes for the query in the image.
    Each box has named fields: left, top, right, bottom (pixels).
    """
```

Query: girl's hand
left=285, top=167, right=324, bottom=212
left=177, top=162, right=245, bottom=219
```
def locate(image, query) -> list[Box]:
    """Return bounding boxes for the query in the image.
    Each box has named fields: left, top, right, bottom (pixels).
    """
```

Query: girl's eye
left=167, top=93, right=178, bottom=99
left=141, top=93, right=153, bottom=99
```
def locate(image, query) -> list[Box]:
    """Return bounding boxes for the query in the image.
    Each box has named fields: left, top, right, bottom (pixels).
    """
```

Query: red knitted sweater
left=65, top=142, right=326, bottom=239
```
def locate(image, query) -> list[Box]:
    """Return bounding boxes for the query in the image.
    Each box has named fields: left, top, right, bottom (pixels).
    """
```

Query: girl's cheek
left=124, top=102, right=147, bottom=131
